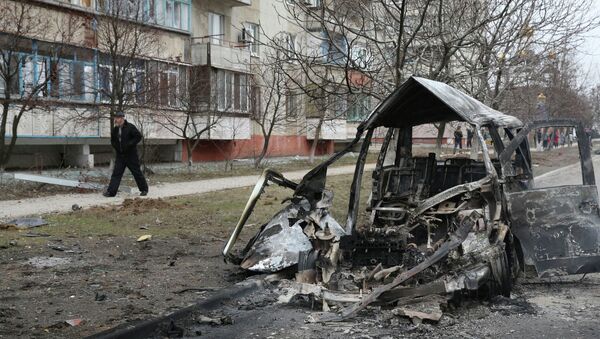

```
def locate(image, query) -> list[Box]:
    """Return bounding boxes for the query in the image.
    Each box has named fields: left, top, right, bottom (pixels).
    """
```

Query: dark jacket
left=111, top=120, right=142, bottom=155
left=454, top=129, right=463, bottom=140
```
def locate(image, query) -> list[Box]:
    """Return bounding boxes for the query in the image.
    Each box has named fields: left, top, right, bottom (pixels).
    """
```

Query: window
left=307, top=0, right=322, bottom=8
left=245, top=23, right=260, bottom=56
left=348, top=94, right=371, bottom=122
left=69, top=0, right=94, bottom=8
left=155, top=0, right=164, bottom=24
left=144, top=0, right=156, bottom=23
left=251, top=85, right=260, bottom=115
left=166, top=0, right=174, bottom=27
left=0, top=73, right=5, bottom=96
left=286, top=92, right=299, bottom=119
left=209, top=13, right=225, bottom=45
left=240, top=74, right=248, bottom=111
left=98, top=65, right=111, bottom=102
left=173, top=2, right=181, bottom=28
left=180, top=3, right=189, bottom=30
left=93, top=0, right=189, bottom=30
left=350, top=45, right=372, bottom=69
left=163, top=0, right=188, bottom=30
left=214, top=69, right=250, bottom=113
left=329, top=94, right=347, bottom=118
left=158, top=65, right=179, bottom=107
left=322, top=32, right=347, bottom=65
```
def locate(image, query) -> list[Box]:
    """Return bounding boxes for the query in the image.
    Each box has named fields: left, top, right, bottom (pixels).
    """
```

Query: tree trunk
left=255, top=134, right=271, bottom=168
left=0, top=103, right=8, bottom=170
left=309, top=118, right=324, bottom=164
left=186, top=139, right=193, bottom=172
left=435, top=122, right=446, bottom=155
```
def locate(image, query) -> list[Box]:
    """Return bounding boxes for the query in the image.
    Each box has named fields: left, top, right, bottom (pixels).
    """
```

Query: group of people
left=453, top=126, right=474, bottom=154
left=536, top=128, right=573, bottom=150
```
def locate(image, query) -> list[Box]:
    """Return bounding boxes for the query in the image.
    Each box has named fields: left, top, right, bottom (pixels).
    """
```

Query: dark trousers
left=107, top=151, right=148, bottom=195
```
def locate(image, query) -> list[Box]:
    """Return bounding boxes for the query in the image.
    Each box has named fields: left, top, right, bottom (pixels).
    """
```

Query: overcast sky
left=578, top=1, right=600, bottom=85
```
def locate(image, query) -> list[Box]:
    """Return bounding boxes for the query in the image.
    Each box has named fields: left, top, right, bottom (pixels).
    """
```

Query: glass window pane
left=209, top=13, right=223, bottom=44
left=84, top=65, right=94, bottom=101
left=22, top=56, right=34, bottom=95
left=166, top=0, right=174, bottom=27
left=160, top=71, right=168, bottom=106
left=173, top=2, right=181, bottom=29
left=181, top=4, right=189, bottom=30
left=240, top=74, right=247, bottom=112
left=233, top=73, right=240, bottom=110
left=59, top=62, right=72, bottom=98
left=72, top=62, right=84, bottom=98
left=217, top=70, right=225, bottom=110
left=225, top=72, right=232, bottom=110
left=155, top=0, right=164, bottom=25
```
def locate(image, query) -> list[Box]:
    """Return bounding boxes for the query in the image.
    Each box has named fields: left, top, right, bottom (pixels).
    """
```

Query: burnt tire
left=488, top=244, right=512, bottom=298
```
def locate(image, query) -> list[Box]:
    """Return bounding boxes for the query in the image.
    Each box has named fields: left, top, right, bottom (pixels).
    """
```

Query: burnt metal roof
left=360, top=76, right=523, bottom=130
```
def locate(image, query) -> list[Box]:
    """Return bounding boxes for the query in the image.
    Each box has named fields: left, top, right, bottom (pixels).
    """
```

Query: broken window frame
left=499, top=118, right=595, bottom=187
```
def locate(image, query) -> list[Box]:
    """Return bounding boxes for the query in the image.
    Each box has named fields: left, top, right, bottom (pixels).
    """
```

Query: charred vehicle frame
left=222, top=76, right=600, bottom=319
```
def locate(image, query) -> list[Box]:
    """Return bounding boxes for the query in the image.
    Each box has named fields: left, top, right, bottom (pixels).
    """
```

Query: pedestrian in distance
left=453, top=126, right=463, bottom=154
left=103, top=111, right=149, bottom=197
left=466, top=128, right=474, bottom=148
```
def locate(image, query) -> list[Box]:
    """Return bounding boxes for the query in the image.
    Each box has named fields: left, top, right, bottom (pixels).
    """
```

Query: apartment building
left=1, top=0, right=350, bottom=169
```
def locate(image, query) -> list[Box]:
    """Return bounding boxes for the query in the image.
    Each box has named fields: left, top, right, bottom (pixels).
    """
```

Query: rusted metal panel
left=359, top=76, right=522, bottom=130
left=506, top=185, right=600, bottom=277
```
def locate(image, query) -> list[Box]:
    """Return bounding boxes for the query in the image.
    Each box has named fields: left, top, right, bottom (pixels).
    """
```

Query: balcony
left=191, top=38, right=251, bottom=73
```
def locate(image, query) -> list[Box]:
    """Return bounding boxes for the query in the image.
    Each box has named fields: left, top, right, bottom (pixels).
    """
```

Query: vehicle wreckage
left=222, top=76, right=600, bottom=321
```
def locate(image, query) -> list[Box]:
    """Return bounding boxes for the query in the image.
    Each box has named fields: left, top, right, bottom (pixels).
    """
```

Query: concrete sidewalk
left=0, top=164, right=374, bottom=220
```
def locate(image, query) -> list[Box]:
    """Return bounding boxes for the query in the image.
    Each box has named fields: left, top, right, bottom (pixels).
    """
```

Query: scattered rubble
left=221, top=77, right=600, bottom=326
left=0, top=217, right=48, bottom=230
left=137, top=235, right=152, bottom=242
left=27, top=256, right=71, bottom=269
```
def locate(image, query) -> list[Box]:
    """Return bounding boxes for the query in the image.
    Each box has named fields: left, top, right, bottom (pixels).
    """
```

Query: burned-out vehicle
left=222, top=76, right=600, bottom=319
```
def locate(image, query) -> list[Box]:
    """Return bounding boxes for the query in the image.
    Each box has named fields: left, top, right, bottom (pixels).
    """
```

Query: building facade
left=1, top=0, right=363, bottom=169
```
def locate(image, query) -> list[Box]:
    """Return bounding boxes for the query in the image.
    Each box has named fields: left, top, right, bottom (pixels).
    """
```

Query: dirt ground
left=0, top=173, right=369, bottom=338
left=165, top=273, right=600, bottom=339
left=1, top=147, right=597, bottom=338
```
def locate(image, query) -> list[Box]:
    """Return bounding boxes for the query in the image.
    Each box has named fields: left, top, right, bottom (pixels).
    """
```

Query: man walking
left=103, top=111, right=148, bottom=197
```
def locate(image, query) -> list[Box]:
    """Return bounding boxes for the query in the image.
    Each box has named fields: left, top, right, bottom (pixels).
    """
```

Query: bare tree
left=250, top=49, right=293, bottom=168
left=0, top=1, right=79, bottom=170
left=94, top=0, right=160, bottom=122
left=267, top=0, right=515, bottom=157
left=152, top=67, right=224, bottom=170
left=265, top=0, right=598, bottom=156
left=128, top=107, right=157, bottom=173
left=454, top=0, right=597, bottom=114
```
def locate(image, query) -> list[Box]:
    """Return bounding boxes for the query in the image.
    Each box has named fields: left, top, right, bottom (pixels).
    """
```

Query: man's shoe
left=103, top=191, right=115, bottom=197
left=140, top=191, right=148, bottom=196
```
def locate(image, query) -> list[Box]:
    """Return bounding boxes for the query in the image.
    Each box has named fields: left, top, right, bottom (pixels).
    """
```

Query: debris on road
left=196, top=314, right=233, bottom=326
left=65, top=318, right=83, bottom=327
left=137, top=235, right=152, bottom=242
left=222, top=77, right=600, bottom=324
left=13, top=173, right=104, bottom=190
left=27, top=256, right=71, bottom=269
left=0, top=217, right=48, bottom=230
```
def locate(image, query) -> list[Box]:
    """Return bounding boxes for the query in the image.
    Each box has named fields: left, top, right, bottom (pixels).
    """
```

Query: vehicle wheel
left=489, top=243, right=512, bottom=297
